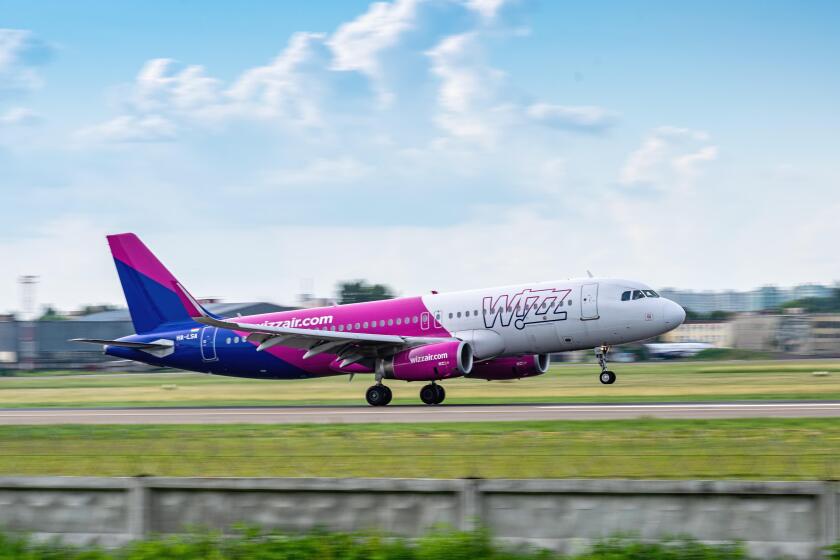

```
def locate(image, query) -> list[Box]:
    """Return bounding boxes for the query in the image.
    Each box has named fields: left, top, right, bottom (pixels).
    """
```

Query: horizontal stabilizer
left=70, top=338, right=172, bottom=350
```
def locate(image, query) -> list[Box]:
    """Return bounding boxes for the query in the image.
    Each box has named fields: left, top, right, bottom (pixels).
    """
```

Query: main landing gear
left=366, top=384, right=392, bottom=406
left=419, top=383, right=445, bottom=405
left=596, top=345, right=616, bottom=385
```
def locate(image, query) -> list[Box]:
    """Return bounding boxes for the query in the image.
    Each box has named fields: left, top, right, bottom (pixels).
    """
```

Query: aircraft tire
left=433, top=384, right=446, bottom=404
left=366, top=385, right=391, bottom=406
left=420, top=384, right=439, bottom=405
left=599, top=371, right=616, bottom=385
left=381, top=385, right=393, bottom=406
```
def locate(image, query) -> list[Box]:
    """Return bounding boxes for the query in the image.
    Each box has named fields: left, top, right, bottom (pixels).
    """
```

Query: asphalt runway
left=1, top=401, right=840, bottom=425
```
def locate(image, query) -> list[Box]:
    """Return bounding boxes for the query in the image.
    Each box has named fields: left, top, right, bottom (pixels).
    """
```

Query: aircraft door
left=581, top=283, right=599, bottom=320
left=200, top=326, right=218, bottom=362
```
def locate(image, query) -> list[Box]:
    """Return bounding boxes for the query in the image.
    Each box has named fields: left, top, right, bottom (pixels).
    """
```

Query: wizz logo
left=483, top=288, right=571, bottom=330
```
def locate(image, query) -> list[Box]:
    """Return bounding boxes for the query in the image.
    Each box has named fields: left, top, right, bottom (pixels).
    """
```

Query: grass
left=2, top=360, right=840, bottom=408
left=0, top=418, right=837, bottom=479
left=0, top=530, right=754, bottom=560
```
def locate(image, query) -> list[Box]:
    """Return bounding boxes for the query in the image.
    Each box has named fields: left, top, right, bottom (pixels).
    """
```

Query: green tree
left=338, top=280, right=394, bottom=304
left=38, top=306, right=67, bottom=321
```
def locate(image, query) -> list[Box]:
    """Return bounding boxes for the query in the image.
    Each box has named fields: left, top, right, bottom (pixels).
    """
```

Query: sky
left=1, top=0, right=839, bottom=313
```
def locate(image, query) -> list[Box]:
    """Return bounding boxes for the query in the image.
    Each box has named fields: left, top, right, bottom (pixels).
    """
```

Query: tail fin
left=107, top=233, right=197, bottom=333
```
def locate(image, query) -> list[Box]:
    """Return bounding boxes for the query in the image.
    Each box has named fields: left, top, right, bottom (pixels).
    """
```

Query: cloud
left=266, top=156, right=372, bottom=187
left=130, top=58, right=222, bottom=113
left=75, top=115, right=177, bottom=143
left=526, top=103, right=619, bottom=133
left=426, top=32, right=508, bottom=144
left=619, top=126, right=718, bottom=191
left=0, top=107, right=42, bottom=126
left=465, top=0, right=509, bottom=20
left=327, top=0, right=419, bottom=105
left=0, top=29, right=54, bottom=93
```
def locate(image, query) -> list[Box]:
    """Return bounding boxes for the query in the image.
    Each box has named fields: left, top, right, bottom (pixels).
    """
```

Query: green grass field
left=0, top=418, right=837, bottom=479
left=1, top=360, right=839, bottom=408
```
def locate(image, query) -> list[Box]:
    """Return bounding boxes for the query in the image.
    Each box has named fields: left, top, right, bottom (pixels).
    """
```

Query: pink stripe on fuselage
left=234, top=296, right=450, bottom=376
left=107, top=233, right=179, bottom=290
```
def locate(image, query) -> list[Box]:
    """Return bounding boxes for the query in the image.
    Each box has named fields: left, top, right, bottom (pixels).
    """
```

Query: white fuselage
left=420, top=277, right=685, bottom=358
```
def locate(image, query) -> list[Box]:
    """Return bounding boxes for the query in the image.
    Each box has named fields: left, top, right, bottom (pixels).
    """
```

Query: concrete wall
left=0, top=477, right=837, bottom=558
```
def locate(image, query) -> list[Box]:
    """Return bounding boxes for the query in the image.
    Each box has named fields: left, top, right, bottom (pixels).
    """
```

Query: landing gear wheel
left=420, top=383, right=440, bottom=405
left=366, top=385, right=391, bottom=406
left=599, top=370, right=616, bottom=385
left=381, top=385, right=393, bottom=405
left=433, top=384, right=446, bottom=405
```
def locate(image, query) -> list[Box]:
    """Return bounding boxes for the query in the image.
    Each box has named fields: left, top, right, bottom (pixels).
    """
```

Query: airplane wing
left=172, top=282, right=448, bottom=365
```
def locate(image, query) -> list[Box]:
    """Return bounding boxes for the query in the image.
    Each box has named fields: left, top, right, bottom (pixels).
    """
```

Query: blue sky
left=1, top=0, right=839, bottom=312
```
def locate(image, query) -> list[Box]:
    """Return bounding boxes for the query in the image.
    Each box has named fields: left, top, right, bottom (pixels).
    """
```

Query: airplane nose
left=662, top=299, right=686, bottom=327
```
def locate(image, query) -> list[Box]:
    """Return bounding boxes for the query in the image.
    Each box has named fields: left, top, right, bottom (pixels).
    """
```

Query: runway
left=1, top=401, right=840, bottom=425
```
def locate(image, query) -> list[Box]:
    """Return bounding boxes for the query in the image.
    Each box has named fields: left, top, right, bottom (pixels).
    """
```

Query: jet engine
left=466, top=354, right=550, bottom=380
left=382, top=340, right=473, bottom=381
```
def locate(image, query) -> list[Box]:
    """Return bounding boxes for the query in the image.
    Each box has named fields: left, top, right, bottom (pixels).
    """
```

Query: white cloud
left=526, top=103, right=619, bottom=133
left=225, top=32, right=328, bottom=124
left=75, top=115, right=177, bottom=143
left=619, top=126, right=718, bottom=191
left=327, top=0, right=419, bottom=105
left=0, top=29, right=53, bottom=92
left=131, top=58, right=221, bottom=113
left=266, top=156, right=372, bottom=187
left=426, top=32, right=507, bottom=144
left=0, top=107, right=41, bottom=126
left=465, top=0, right=508, bottom=20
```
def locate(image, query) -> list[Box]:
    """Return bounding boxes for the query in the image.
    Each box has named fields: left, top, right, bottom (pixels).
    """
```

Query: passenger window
left=412, top=316, right=419, bottom=324
left=621, top=291, right=631, bottom=301
left=379, top=319, right=386, bottom=327
left=396, top=318, right=402, bottom=325
left=355, top=322, right=360, bottom=329
left=404, top=317, right=410, bottom=324
left=449, top=313, right=454, bottom=319
left=387, top=319, right=394, bottom=326
left=457, top=312, right=461, bottom=318
left=338, top=325, right=344, bottom=331
left=363, top=321, right=369, bottom=328
left=567, top=299, right=572, bottom=306
left=474, top=310, right=478, bottom=316
left=632, top=290, right=645, bottom=300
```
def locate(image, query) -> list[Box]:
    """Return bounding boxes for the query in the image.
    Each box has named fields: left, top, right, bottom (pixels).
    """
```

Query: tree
left=38, top=306, right=67, bottom=321
left=337, top=280, right=394, bottom=304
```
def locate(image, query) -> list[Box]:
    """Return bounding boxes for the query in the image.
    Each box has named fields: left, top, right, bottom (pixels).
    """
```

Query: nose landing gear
left=420, top=383, right=445, bottom=405
left=596, top=345, right=616, bottom=385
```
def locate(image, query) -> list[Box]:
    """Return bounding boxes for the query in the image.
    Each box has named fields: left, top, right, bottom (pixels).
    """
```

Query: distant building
left=729, top=313, right=840, bottom=355
left=659, top=283, right=836, bottom=314
left=1, top=301, right=296, bottom=369
left=660, top=320, right=733, bottom=348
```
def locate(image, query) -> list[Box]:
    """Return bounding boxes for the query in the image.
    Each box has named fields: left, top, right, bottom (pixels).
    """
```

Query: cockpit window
left=621, top=291, right=631, bottom=301
left=632, top=290, right=645, bottom=300
left=643, top=290, right=659, bottom=298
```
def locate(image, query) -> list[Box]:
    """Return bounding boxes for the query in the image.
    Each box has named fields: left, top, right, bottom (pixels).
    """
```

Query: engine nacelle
left=466, top=354, right=550, bottom=380
left=383, top=340, right=473, bottom=381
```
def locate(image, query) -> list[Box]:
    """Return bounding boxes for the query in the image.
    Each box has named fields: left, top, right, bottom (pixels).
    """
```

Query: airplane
left=645, top=342, right=714, bottom=359
left=73, top=233, right=686, bottom=406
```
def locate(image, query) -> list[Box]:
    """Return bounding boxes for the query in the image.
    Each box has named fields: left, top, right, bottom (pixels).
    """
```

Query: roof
left=77, top=302, right=296, bottom=322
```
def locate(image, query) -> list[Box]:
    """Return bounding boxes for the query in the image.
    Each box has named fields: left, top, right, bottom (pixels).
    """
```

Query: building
left=659, top=283, right=836, bottom=314
left=729, top=312, right=840, bottom=356
left=660, top=320, right=733, bottom=347
left=1, top=301, right=296, bottom=370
